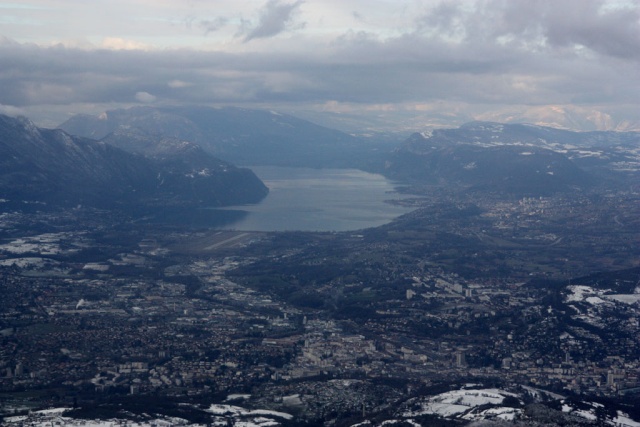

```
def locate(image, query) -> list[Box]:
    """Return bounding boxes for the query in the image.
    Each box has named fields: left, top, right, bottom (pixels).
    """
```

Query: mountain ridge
left=0, top=114, right=268, bottom=209
left=384, top=121, right=640, bottom=195
left=58, top=106, right=391, bottom=168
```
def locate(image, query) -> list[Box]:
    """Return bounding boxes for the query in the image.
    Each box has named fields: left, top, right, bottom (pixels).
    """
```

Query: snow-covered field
left=206, top=404, right=292, bottom=420
left=402, top=388, right=522, bottom=421
left=0, top=232, right=86, bottom=256
left=354, top=385, right=640, bottom=427
left=605, top=294, right=640, bottom=304
left=3, top=407, right=204, bottom=427
left=566, top=284, right=640, bottom=306
left=561, top=400, right=640, bottom=427
left=0, top=257, right=61, bottom=268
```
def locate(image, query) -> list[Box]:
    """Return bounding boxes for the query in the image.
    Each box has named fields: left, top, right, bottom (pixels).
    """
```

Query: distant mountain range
left=59, top=107, right=640, bottom=197
left=58, top=106, right=389, bottom=168
left=474, top=105, right=640, bottom=133
left=6, top=106, right=637, bottom=207
left=292, top=105, right=640, bottom=135
left=385, top=121, right=640, bottom=195
left=0, top=114, right=268, bottom=208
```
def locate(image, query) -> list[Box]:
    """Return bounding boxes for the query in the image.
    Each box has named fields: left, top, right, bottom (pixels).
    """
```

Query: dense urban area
left=1, top=182, right=639, bottom=426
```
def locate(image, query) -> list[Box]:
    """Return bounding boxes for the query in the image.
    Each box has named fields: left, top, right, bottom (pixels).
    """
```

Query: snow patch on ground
left=207, top=404, right=292, bottom=421
left=565, top=285, right=595, bottom=302
left=462, top=406, right=522, bottom=421
left=565, top=285, right=613, bottom=306
left=3, top=407, right=202, bottom=427
left=614, top=412, right=640, bottom=427
left=605, top=294, right=640, bottom=304
left=0, top=257, right=61, bottom=268
left=402, top=388, right=520, bottom=419
left=561, top=400, right=640, bottom=426
left=585, top=296, right=607, bottom=305
left=83, top=263, right=110, bottom=271
left=0, top=232, right=87, bottom=257
left=226, top=394, right=251, bottom=401
left=4, top=405, right=293, bottom=427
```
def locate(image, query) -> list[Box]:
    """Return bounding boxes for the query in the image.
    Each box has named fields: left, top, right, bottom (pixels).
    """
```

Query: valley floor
left=0, top=185, right=639, bottom=426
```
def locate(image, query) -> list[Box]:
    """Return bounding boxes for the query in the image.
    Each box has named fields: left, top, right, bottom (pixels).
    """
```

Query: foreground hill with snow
left=3, top=404, right=293, bottom=427
left=6, top=384, right=640, bottom=427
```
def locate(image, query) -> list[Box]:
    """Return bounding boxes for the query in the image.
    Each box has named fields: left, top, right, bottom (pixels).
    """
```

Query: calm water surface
left=212, top=166, right=414, bottom=232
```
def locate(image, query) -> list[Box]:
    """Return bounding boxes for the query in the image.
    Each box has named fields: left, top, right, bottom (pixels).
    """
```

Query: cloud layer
left=0, top=0, right=638, bottom=130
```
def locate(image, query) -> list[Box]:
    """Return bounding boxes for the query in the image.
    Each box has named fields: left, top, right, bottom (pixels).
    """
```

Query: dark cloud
left=0, top=30, right=637, bottom=110
left=538, top=1, right=640, bottom=60
left=241, top=0, right=304, bottom=42
left=411, top=0, right=640, bottom=61
left=0, top=0, right=637, bottom=130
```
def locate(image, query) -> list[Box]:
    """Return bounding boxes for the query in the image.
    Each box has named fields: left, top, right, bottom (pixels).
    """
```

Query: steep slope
left=0, top=114, right=267, bottom=208
left=101, top=126, right=269, bottom=206
left=59, top=106, right=383, bottom=168
left=0, top=115, right=155, bottom=206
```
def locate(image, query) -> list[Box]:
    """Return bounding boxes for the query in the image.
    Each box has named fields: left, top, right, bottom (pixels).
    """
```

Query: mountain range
left=386, top=121, right=640, bottom=195
left=474, top=105, right=640, bottom=133
left=304, top=105, right=640, bottom=134
left=58, top=106, right=390, bottom=169
left=2, top=107, right=638, bottom=209
left=0, top=114, right=268, bottom=209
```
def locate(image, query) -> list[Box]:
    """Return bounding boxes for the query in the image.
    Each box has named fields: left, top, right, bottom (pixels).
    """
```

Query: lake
left=211, top=166, right=414, bottom=232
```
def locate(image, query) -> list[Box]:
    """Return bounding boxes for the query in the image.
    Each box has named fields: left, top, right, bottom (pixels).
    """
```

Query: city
left=1, top=183, right=639, bottom=425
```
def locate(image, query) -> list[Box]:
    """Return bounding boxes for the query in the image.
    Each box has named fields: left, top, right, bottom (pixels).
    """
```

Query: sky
left=0, top=0, right=639, bottom=131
